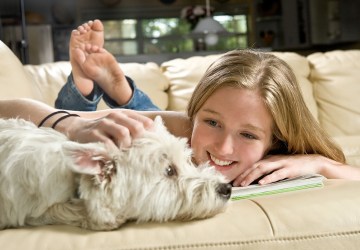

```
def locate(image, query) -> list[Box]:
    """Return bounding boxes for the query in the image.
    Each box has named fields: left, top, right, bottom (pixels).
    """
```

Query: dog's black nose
left=216, top=183, right=232, bottom=200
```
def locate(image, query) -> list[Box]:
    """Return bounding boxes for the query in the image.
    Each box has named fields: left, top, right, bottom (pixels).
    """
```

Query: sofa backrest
left=23, top=61, right=170, bottom=110
left=24, top=62, right=72, bottom=107
left=308, top=50, right=360, bottom=137
left=120, top=62, right=169, bottom=110
left=161, top=54, right=222, bottom=112
left=2, top=37, right=358, bottom=140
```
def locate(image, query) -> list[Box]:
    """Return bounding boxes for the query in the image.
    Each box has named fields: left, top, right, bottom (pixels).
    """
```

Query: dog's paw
left=82, top=217, right=126, bottom=231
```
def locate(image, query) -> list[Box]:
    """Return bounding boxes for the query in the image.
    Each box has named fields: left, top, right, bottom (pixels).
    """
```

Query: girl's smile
left=190, top=86, right=273, bottom=182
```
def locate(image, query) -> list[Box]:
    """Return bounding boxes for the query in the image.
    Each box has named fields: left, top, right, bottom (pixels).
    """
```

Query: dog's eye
left=165, top=165, right=176, bottom=177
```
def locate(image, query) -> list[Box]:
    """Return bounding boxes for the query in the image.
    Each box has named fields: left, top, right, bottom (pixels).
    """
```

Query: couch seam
left=249, top=199, right=275, bottom=236
left=97, top=230, right=360, bottom=250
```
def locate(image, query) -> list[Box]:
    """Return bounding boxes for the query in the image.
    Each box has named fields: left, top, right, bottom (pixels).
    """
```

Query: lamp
left=19, top=0, right=29, bottom=64
left=191, top=0, right=227, bottom=46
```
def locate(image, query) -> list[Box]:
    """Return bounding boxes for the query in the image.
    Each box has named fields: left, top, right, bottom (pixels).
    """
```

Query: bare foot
left=70, top=20, right=104, bottom=96
left=73, top=44, right=132, bottom=105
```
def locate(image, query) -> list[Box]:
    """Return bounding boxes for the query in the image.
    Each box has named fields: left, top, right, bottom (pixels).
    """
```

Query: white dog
left=0, top=116, right=231, bottom=231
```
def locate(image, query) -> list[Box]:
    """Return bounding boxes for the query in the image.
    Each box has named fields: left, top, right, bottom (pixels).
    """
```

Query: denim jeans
left=55, top=73, right=160, bottom=111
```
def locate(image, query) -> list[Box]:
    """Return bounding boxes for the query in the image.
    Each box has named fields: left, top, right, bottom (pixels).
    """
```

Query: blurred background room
left=1, top=0, right=359, bottom=65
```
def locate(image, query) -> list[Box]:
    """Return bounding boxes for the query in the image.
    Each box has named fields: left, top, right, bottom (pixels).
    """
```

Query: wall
left=0, top=0, right=248, bottom=26
left=308, top=0, right=360, bottom=45
left=1, top=0, right=360, bottom=63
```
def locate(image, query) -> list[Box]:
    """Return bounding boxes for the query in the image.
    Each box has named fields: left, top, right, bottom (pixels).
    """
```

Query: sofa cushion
left=333, top=136, right=360, bottom=167
left=161, top=54, right=222, bottom=111
left=24, top=62, right=72, bottom=107
left=24, top=61, right=170, bottom=110
left=162, top=52, right=318, bottom=121
left=0, top=41, right=43, bottom=101
left=308, top=50, right=360, bottom=136
left=120, top=62, right=169, bottom=110
left=1, top=180, right=359, bottom=250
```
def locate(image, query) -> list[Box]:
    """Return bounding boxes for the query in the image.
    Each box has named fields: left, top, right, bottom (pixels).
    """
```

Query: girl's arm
left=0, top=98, right=60, bottom=125
left=0, top=98, right=192, bottom=147
left=79, top=108, right=192, bottom=139
left=233, top=154, right=360, bottom=187
left=0, top=98, right=150, bottom=147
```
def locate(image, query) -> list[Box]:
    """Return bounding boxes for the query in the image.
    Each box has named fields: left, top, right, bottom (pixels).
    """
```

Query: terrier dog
left=0, top=116, right=231, bottom=231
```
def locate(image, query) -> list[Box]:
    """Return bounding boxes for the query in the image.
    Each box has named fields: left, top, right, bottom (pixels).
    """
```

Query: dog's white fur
left=0, top=117, right=231, bottom=230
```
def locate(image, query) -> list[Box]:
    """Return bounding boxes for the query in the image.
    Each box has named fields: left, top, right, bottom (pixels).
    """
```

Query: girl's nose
left=215, top=134, right=234, bottom=155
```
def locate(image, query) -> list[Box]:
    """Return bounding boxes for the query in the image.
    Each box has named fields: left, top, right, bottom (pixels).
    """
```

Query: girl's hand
left=61, top=109, right=153, bottom=149
left=232, top=154, right=328, bottom=187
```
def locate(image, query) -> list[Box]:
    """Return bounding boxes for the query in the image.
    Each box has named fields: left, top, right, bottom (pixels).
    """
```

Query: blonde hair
left=187, top=49, right=345, bottom=163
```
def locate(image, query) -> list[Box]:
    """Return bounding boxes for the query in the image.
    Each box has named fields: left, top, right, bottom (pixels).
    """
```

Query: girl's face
left=191, top=86, right=274, bottom=182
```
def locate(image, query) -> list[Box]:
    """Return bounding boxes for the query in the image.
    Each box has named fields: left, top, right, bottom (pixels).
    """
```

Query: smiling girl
left=184, top=49, right=357, bottom=186
left=49, top=20, right=360, bottom=186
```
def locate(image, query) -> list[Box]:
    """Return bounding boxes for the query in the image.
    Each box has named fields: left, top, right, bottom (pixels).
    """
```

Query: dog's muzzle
left=216, top=183, right=232, bottom=200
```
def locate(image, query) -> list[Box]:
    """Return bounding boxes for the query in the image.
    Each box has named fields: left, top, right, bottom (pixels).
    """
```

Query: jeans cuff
left=103, top=76, right=160, bottom=111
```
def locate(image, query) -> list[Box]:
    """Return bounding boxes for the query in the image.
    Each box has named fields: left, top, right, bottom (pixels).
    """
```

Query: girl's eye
left=241, top=133, right=257, bottom=140
left=205, top=119, right=218, bottom=127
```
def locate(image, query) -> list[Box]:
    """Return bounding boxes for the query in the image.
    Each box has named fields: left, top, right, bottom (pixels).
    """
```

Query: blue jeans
left=55, top=73, right=160, bottom=111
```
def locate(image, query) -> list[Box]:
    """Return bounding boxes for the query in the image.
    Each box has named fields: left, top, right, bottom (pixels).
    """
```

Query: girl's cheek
left=222, top=172, right=237, bottom=182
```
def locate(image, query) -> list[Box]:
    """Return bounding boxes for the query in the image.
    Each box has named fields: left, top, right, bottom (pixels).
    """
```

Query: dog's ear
left=151, top=116, right=168, bottom=133
left=64, top=142, right=111, bottom=175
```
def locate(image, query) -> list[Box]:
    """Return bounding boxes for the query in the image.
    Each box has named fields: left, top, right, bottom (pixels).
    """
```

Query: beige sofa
left=1, top=40, right=360, bottom=249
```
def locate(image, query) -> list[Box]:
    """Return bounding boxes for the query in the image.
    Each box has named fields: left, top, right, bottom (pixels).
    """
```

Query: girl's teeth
left=210, top=154, right=233, bottom=166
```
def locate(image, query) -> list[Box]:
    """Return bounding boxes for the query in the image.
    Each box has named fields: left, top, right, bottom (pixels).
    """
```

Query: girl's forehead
left=207, top=86, right=261, bottom=103
left=203, top=87, right=271, bottom=119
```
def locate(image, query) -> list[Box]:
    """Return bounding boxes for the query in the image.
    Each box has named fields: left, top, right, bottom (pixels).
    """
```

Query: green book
left=231, top=174, right=325, bottom=201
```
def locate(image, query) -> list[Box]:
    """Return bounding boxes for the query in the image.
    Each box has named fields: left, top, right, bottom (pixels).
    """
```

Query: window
left=102, top=14, right=248, bottom=56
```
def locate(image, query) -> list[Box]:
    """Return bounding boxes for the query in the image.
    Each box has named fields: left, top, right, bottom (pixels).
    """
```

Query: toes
left=71, top=29, right=80, bottom=36
left=77, top=25, right=85, bottom=34
left=78, top=23, right=89, bottom=33
left=92, top=19, right=104, bottom=32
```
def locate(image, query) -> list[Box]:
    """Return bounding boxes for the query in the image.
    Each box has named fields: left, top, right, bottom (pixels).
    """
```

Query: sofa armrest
left=0, top=41, right=43, bottom=102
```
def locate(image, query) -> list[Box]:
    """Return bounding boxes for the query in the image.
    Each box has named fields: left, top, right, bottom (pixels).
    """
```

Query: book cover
left=231, top=174, right=325, bottom=201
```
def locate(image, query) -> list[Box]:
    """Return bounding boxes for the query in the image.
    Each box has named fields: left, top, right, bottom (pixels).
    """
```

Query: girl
left=55, top=45, right=360, bottom=185
left=184, top=49, right=357, bottom=186
left=2, top=49, right=359, bottom=186
left=7, top=20, right=357, bottom=186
